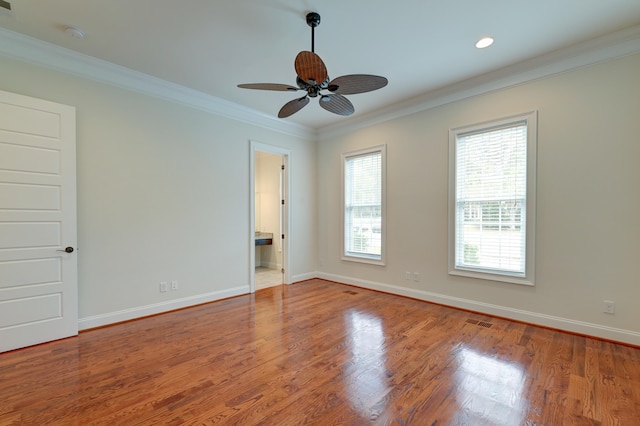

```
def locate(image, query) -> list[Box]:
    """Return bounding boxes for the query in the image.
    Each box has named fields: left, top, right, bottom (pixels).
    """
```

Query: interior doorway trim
left=249, top=140, right=291, bottom=293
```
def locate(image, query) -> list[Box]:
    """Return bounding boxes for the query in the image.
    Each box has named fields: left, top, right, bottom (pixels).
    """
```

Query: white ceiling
left=1, top=0, right=639, bottom=131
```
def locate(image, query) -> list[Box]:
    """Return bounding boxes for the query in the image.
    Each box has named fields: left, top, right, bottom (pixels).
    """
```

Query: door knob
left=57, top=247, right=75, bottom=253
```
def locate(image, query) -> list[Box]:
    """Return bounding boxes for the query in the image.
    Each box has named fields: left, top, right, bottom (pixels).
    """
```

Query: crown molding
left=1, top=25, right=639, bottom=143
left=0, top=27, right=315, bottom=141
left=317, top=24, right=640, bottom=141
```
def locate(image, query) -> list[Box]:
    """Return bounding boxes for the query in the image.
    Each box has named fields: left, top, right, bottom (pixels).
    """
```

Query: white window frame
left=342, top=145, right=386, bottom=265
left=448, top=111, right=537, bottom=285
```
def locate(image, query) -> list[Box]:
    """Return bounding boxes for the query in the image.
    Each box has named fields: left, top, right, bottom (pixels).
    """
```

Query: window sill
left=342, top=254, right=385, bottom=266
left=449, top=268, right=534, bottom=286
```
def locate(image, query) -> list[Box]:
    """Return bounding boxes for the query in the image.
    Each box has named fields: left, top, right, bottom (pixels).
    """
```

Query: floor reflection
left=454, top=346, right=527, bottom=424
left=345, top=310, right=389, bottom=417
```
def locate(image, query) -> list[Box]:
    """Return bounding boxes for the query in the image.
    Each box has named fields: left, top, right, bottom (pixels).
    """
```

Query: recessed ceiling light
left=64, top=25, right=85, bottom=39
left=476, top=36, right=494, bottom=49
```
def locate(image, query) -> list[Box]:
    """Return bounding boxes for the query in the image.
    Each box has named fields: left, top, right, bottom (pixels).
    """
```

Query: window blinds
left=455, top=122, right=527, bottom=275
left=345, top=151, right=382, bottom=258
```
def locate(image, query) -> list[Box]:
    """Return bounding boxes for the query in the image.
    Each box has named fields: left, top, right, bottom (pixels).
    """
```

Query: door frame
left=249, top=140, right=291, bottom=293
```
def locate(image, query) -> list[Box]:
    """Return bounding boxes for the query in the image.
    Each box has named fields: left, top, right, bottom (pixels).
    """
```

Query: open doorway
left=249, top=141, right=291, bottom=292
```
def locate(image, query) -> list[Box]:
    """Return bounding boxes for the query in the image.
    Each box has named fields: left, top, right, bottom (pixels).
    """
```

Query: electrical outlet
left=171, top=280, right=179, bottom=291
left=405, top=272, right=411, bottom=280
left=160, top=281, right=169, bottom=293
left=413, top=272, right=420, bottom=282
left=602, top=300, right=615, bottom=314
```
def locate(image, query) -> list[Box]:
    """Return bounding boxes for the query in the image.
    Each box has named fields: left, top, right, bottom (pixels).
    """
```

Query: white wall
left=317, top=53, right=640, bottom=345
left=2, top=40, right=638, bottom=345
left=0, top=55, right=317, bottom=328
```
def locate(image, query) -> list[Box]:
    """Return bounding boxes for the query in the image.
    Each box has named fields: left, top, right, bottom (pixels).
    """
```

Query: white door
left=0, top=90, right=77, bottom=353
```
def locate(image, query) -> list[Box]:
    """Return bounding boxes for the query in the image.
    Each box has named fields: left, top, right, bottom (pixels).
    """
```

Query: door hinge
left=281, top=234, right=285, bottom=239
left=281, top=268, right=285, bottom=274
left=281, top=199, right=285, bottom=205
left=281, top=165, right=285, bottom=170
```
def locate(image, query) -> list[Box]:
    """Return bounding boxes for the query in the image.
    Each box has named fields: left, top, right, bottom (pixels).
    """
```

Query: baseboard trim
left=78, top=285, right=249, bottom=330
left=317, top=272, right=640, bottom=346
left=291, top=272, right=317, bottom=283
left=257, top=261, right=279, bottom=270
left=77, top=273, right=640, bottom=346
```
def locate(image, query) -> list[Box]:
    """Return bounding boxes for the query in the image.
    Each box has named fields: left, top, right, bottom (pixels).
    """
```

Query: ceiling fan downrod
left=306, top=12, right=321, bottom=53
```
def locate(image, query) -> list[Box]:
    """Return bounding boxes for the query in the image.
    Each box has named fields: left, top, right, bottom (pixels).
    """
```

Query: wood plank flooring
left=1, top=279, right=639, bottom=425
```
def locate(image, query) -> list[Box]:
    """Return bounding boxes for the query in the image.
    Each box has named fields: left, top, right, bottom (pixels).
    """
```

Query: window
left=342, top=145, right=386, bottom=264
left=449, top=112, right=537, bottom=285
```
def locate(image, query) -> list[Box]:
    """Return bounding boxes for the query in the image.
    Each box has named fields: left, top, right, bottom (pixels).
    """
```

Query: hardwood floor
left=1, top=279, right=639, bottom=425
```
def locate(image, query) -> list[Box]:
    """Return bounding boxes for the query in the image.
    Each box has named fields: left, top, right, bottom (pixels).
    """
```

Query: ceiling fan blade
left=319, top=94, right=354, bottom=116
left=278, top=96, right=310, bottom=118
left=295, top=51, right=328, bottom=84
left=327, top=75, right=388, bottom=95
left=238, top=83, right=299, bottom=91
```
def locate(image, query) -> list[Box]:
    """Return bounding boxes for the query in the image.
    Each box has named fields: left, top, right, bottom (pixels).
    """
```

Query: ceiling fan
left=238, top=12, right=388, bottom=118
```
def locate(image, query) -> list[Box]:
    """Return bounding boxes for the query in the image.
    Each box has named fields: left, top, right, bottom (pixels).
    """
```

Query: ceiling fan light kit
left=238, top=12, right=388, bottom=118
